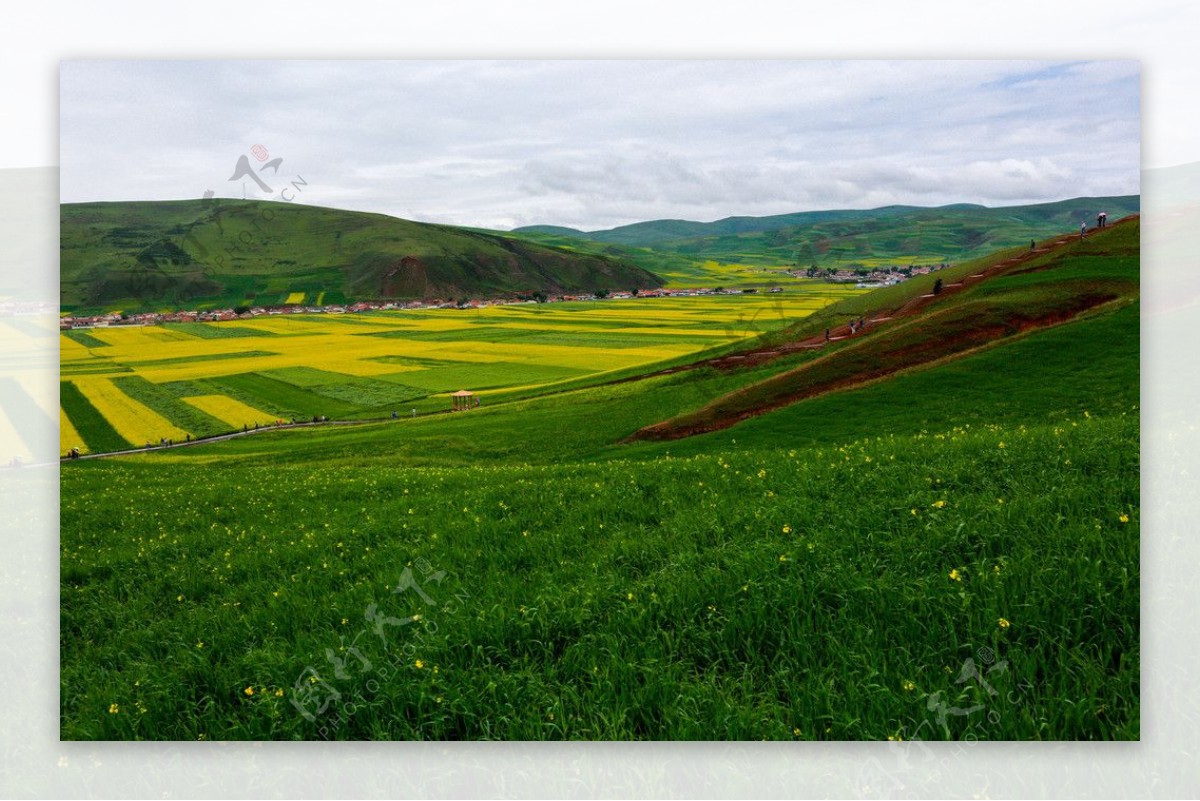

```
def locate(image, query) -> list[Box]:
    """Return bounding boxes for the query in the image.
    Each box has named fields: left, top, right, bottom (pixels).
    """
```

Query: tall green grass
left=61, top=412, right=1138, bottom=740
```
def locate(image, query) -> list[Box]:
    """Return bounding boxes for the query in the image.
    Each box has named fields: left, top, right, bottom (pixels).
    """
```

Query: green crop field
left=59, top=219, right=1139, bottom=741
left=58, top=291, right=862, bottom=454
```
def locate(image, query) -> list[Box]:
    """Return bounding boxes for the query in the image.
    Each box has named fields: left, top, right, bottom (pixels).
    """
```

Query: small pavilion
left=451, top=390, right=477, bottom=411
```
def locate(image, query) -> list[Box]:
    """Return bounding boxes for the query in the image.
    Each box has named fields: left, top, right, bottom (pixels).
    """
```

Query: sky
left=59, top=60, right=1140, bottom=232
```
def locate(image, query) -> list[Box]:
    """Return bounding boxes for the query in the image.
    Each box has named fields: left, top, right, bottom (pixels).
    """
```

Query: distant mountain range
left=513, top=196, right=1141, bottom=267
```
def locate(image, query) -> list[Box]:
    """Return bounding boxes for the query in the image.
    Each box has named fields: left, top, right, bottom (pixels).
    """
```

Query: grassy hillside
left=59, top=218, right=1139, bottom=741
left=60, top=200, right=664, bottom=314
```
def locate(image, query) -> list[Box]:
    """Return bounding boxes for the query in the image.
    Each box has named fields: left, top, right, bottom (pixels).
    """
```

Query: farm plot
left=59, top=291, right=857, bottom=453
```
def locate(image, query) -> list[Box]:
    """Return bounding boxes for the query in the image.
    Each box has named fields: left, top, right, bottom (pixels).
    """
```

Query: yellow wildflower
left=415, top=659, right=425, bottom=669
left=902, top=680, right=916, bottom=692
left=998, top=618, right=1011, bottom=629
left=932, top=500, right=947, bottom=509
left=108, top=703, right=119, bottom=714
left=949, top=568, right=962, bottom=582
left=244, top=686, right=254, bottom=696
left=1119, top=513, right=1130, bottom=524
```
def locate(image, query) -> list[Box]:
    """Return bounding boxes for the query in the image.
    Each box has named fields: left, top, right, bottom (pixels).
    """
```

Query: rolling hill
left=628, top=216, right=1140, bottom=442
left=513, top=196, right=1141, bottom=271
left=60, top=200, right=664, bottom=313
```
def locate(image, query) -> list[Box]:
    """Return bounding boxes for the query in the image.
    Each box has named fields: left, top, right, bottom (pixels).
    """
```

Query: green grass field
left=59, top=220, right=1139, bottom=741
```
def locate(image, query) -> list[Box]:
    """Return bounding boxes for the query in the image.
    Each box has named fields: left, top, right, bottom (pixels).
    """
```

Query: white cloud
left=60, top=60, right=1141, bottom=230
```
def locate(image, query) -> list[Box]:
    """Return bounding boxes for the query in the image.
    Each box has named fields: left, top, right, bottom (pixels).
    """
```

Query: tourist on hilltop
left=1080, top=222, right=1087, bottom=240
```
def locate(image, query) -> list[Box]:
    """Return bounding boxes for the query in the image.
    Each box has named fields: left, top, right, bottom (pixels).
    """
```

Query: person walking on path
left=1080, top=221, right=1087, bottom=240
left=1031, top=239, right=1036, bottom=252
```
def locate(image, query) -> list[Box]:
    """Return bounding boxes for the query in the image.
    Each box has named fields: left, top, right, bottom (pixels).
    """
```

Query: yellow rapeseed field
left=60, top=407, right=85, bottom=454
left=73, top=376, right=190, bottom=446
left=182, top=395, right=276, bottom=428
left=59, top=291, right=862, bottom=450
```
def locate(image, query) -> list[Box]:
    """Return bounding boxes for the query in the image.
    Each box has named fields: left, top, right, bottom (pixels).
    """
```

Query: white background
left=1, top=1, right=1195, bottom=797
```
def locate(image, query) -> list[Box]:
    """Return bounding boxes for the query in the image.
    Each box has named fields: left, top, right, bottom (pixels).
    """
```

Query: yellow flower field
left=60, top=407, right=86, bottom=454
left=73, top=376, right=190, bottom=446
left=182, top=395, right=277, bottom=428
left=59, top=291, right=862, bottom=453
left=284, top=292, right=307, bottom=304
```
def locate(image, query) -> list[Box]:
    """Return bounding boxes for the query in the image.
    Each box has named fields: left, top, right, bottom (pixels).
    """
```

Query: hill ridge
left=628, top=215, right=1140, bottom=441
left=513, top=195, right=1138, bottom=244
left=60, top=199, right=663, bottom=313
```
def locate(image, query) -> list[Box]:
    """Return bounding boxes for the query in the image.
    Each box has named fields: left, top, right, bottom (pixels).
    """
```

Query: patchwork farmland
left=59, top=290, right=860, bottom=453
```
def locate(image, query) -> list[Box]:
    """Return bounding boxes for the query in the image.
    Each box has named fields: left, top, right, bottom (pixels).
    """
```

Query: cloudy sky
left=60, top=60, right=1140, bottom=231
